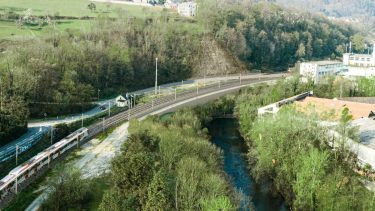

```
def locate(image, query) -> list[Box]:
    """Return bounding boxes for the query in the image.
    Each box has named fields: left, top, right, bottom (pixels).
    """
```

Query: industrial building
left=299, top=60, right=345, bottom=82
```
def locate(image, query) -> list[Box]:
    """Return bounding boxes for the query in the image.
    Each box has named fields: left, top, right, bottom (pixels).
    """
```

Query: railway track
left=85, top=75, right=282, bottom=140
left=0, top=74, right=283, bottom=208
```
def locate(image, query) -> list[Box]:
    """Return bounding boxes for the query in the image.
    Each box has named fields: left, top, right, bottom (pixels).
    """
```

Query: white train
left=0, top=128, right=88, bottom=202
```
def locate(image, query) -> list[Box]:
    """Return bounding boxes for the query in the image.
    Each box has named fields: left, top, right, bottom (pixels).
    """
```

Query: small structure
left=299, top=60, right=345, bottom=82
left=258, top=91, right=313, bottom=116
left=115, top=95, right=127, bottom=107
left=164, top=0, right=178, bottom=10
left=177, top=1, right=197, bottom=17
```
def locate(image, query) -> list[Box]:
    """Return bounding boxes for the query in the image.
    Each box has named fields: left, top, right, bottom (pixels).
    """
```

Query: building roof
left=295, top=97, right=374, bottom=120
left=352, top=117, right=375, bottom=150
left=344, top=53, right=374, bottom=58
left=302, top=60, right=342, bottom=66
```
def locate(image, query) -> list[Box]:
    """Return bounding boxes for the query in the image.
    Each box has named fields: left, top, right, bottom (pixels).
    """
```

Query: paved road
left=0, top=73, right=268, bottom=163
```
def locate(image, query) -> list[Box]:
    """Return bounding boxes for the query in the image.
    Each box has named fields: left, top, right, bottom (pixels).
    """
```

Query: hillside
left=272, top=0, right=375, bottom=32
left=199, top=1, right=359, bottom=70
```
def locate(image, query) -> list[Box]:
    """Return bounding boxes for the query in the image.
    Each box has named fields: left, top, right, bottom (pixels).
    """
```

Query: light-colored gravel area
left=74, top=122, right=129, bottom=179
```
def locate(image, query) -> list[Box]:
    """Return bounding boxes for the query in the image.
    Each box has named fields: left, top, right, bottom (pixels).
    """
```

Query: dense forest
left=0, top=1, right=365, bottom=143
left=199, top=0, right=357, bottom=70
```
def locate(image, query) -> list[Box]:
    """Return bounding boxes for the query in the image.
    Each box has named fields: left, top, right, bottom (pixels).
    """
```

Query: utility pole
left=50, top=126, right=53, bottom=145
left=81, top=113, right=84, bottom=127
left=128, top=106, right=131, bottom=120
left=108, top=101, right=111, bottom=117
left=97, top=89, right=100, bottom=100
left=0, top=77, right=2, bottom=111
left=340, top=80, right=343, bottom=99
left=101, top=118, right=105, bottom=132
left=16, top=145, right=19, bottom=165
left=155, top=58, right=158, bottom=95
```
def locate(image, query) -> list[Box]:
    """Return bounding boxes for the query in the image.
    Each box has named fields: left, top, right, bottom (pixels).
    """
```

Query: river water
left=208, top=118, right=287, bottom=211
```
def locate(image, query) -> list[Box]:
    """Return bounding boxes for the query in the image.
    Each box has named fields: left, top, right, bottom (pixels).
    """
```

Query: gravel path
left=74, top=122, right=129, bottom=179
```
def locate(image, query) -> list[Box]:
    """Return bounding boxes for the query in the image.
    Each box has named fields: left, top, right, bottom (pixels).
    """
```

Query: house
left=177, top=1, right=197, bottom=17
left=299, top=60, right=345, bottom=82
left=115, top=95, right=127, bottom=107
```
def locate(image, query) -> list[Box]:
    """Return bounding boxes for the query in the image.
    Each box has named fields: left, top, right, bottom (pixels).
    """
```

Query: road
left=0, top=73, right=270, bottom=163
left=24, top=74, right=282, bottom=211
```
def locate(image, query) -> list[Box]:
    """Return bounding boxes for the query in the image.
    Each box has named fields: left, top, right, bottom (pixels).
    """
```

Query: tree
left=88, top=3, right=96, bottom=12
left=201, top=196, right=236, bottom=211
left=41, top=167, right=91, bottom=210
left=296, top=43, right=306, bottom=59
left=294, top=149, right=328, bottom=210
left=351, top=34, right=366, bottom=53
left=145, top=168, right=174, bottom=211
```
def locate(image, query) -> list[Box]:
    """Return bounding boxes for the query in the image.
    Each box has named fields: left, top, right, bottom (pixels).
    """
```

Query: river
left=208, top=118, right=287, bottom=211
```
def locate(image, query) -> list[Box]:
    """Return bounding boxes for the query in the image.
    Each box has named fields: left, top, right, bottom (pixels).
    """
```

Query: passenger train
left=0, top=128, right=88, bottom=202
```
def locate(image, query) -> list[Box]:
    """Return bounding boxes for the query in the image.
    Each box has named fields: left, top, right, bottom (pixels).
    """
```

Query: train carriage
left=0, top=127, right=89, bottom=204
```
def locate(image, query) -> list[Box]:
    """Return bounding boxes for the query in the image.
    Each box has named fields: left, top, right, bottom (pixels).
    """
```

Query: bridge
left=0, top=73, right=284, bottom=209
left=0, top=73, right=280, bottom=163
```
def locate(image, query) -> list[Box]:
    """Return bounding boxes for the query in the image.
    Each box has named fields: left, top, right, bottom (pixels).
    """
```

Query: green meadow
left=0, top=0, right=163, bottom=39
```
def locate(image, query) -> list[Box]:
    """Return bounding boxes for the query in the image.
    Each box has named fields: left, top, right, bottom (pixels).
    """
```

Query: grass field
left=0, top=0, right=163, bottom=39
left=0, top=0, right=157, bottom=17
left=0, top=19, right=92, bottom=38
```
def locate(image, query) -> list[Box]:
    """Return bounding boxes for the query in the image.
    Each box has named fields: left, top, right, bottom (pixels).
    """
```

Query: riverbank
left=208, top=118, right=287, bottom=211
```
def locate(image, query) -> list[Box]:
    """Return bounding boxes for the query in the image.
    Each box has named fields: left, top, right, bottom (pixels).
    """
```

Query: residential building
left=177, top=1, right=197, bottom=17
left=299, top=60, right=345, bottom=82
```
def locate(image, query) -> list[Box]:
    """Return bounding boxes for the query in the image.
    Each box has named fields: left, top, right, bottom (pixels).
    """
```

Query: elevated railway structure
left=0, top=73, right=284, bottom=208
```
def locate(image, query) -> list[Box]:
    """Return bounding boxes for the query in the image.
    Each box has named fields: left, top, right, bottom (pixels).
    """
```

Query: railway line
left=0, top=74, right=283, bottom=208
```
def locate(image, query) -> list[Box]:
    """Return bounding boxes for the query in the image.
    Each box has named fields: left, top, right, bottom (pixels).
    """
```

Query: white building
left=342, top=43, right=375, bottom=77
left=343, top=45, right=375, bottom=67
left=300, top=61, right=345, bottom=82
left=115, top=95, right=127, bottom=107
left=177, top=1, right=197, bottom=17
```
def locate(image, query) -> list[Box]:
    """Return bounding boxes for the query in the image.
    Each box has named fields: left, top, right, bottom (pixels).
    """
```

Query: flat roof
left=295, top=97, right=374, bottom=120
left=345, top=53, right=374, bottom=58
left=302, top=60, right=342, bottom=65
